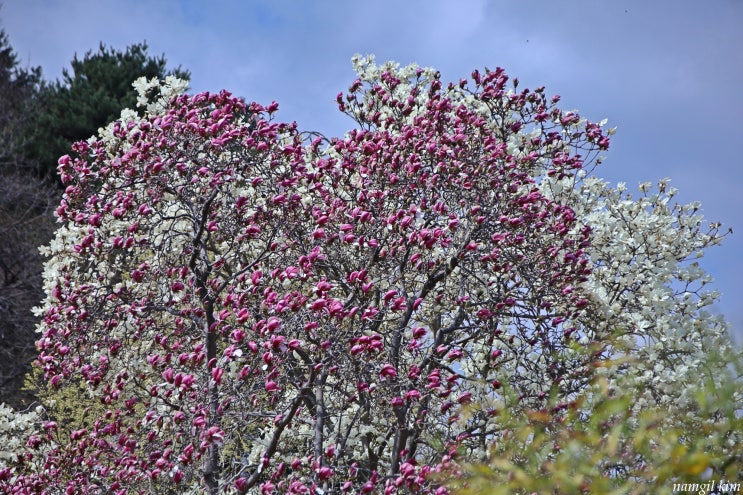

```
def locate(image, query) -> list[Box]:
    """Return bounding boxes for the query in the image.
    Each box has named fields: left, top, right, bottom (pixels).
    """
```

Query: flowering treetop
left=1, top=56, right=736, bottom=495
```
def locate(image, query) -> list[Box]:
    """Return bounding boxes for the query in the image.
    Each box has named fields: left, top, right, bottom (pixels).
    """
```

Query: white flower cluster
left=0, top=403, right=43, bottom=466
left=347, top=54, right=439, bottom=127
left=132, top=75, right=189, bottom=114
left=540, top=173, right=739, bottom=417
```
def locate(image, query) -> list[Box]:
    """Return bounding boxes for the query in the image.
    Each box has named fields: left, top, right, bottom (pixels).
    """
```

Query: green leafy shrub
left=447, top=351, right=742, bottom=495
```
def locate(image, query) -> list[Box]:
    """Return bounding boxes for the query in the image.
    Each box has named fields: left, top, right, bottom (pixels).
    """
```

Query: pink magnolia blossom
left=379, top=363, right=398, bottom=380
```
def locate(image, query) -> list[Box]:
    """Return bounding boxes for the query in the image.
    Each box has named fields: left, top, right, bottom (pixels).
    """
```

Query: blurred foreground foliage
left=446, top=349, right=742, bottom=495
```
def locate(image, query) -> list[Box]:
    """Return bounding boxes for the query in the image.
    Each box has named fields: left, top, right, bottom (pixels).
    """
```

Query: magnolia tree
left=541, top=174, right=735, bottom=412
left=2, top=57, right=738, bottom=494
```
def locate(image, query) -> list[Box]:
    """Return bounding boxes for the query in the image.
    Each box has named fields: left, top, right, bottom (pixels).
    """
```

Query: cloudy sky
left=3, top=0, right=742, bottom=339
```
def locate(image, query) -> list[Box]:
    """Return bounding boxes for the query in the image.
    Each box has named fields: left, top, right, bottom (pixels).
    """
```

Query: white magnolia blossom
left=539, top=173, right=739, bottom=414
left=0, top=403, right=52, bottom=486
left=0, top=404, right=41, bottom=465
left=132, top=74, right=190, bottom=114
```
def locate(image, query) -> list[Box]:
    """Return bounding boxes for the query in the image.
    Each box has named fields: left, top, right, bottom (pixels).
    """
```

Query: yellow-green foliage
left=447, top=353, right=742, bottom=495
left=24, top=366, right=105, bottom=437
